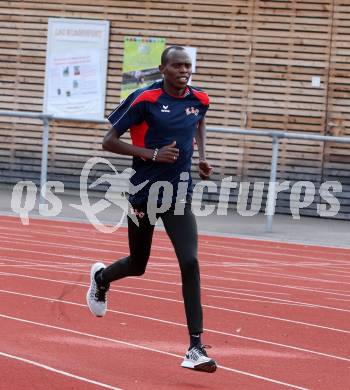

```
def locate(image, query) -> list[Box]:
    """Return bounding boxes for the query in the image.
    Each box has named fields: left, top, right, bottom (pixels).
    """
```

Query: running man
left=86, top=45, right=217, bottom=373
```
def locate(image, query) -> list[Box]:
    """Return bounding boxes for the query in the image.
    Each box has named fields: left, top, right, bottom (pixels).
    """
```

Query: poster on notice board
left=121, top=37, right=166, bottom=100
left=121, top=38, right=197, bottom=100
left=43, top=18, right=109, bottom=120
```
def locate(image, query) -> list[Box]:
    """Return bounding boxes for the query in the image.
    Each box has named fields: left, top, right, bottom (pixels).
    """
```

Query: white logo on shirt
left=161, top=105, right=170, bottom=113
left=185, top=107, right=199, bottom=116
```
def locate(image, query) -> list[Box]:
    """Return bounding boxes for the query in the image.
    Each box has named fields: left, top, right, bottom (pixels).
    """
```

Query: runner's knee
left=128, top=256, right=148, bottom=276
left=180, top=256, right=199, bottom=277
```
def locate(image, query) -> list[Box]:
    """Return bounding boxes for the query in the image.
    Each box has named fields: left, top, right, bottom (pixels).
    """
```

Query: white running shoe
left=181, top=345, right=217, bottom=373
left=86, top=262, right=109, bottom=317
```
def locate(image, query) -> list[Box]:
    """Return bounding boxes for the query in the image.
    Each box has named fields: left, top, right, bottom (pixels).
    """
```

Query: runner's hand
left=198, top=160, right=213, bottom=179
left=155, top=141, right=179, bottom=163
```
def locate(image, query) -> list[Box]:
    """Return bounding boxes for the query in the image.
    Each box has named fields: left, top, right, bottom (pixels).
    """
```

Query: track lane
left=3, top=270, right=349, bottom=354
left=0, top=276, right=349, bottom=387
left=1, top=215, right=350, bottom=389
left=1, top=313, right=306, bottom=390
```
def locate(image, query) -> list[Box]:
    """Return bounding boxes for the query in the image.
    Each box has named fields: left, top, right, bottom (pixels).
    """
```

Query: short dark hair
left=161, top=45, right=186, bottom=65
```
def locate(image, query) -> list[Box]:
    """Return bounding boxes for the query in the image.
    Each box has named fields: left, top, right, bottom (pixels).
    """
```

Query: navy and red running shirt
left=107, top=80, right=209, bottom=206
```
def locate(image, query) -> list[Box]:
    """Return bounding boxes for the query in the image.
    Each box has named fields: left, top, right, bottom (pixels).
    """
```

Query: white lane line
left=146, top=271, right=348, bottom=296
left=2, top=264, right=349, bottom=313
left=1, top=221, right=347, bottom=260
left=0, top=351, right=122, bottom=390
left=0, top=261, right=298, bottom=302
left=2, top=229, right=348, bottom=267
left=207, top=295, right=311, bottom=308
left=0, top=244, right=172, bottom=263
left=204, top=287, right=290, bottom=296
left=187, top=271, right=350, bottom=298
left=0, top=239, right=123, bottom=255
left=0, top=254, right=314, bottom=271
left=0, top=245, right=99, bottom=261
left=0, top=263, right=87, bottom=271
left=152, top=264, right=345, bottom=286
left=326, top=298, right=350, bottom=303
left=2, top=233, right=348, bottom=277
left=0, top=257, right=88, bottom=267
left=0, top=235, right=179, bottom=260
left=2, top=247, right=347, bottom=302
left=1, top=288, right=349, bottom=363
left=0, top=241, right=284, bottom=268
left=223, top=268, right=350, bottom=286
left=111, top=285, right=176, bottom=294
left=0, top=227, right=126, bottom=246
left=0, top=313, right=309, bottom=390
left=196, top=240, right=346, bottom=255
left=7, top=257, right=350, bottom=308
left=320, top=269, right=350, bottom=275
left=0, top=258, right=294, bottom=297
left=0, top=219, right=95, bottom=233
left=1, top=271, right=349, bottom=335
left=0, top=232, right=32, bottom=239
left=44, top=267, right=350, bottom=312
left=321, top=273, right=350, bottom=279
left=1, top=215, right=349, bottom=253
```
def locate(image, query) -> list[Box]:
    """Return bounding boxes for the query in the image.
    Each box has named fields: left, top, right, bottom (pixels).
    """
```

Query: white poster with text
left=44, top=19, right=109, bottom=120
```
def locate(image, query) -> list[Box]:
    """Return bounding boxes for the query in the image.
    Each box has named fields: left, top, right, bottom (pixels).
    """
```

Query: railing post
left=266, top=135, right=280, bottom=232
left=40, top=115, right=50, bottom=204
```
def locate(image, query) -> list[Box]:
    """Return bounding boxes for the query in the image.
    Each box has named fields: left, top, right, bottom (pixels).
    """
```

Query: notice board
left=43, top=18, right=109, bottom=120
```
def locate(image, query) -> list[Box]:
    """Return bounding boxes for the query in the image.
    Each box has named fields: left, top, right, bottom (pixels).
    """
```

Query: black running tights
left=101, top=205, right=203, bottom=334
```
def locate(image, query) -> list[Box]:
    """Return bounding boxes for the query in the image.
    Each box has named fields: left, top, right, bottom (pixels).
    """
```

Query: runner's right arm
left=103, top=128, right=179, bottom=163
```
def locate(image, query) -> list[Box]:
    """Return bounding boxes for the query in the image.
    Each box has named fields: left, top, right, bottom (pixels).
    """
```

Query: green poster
left=121, top=37, right=166, bottom=99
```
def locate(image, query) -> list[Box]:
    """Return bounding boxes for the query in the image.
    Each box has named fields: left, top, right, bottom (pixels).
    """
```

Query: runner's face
left=160, top=50, right=192, bottom=92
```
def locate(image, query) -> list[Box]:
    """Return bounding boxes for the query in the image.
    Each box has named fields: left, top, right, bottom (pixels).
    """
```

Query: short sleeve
left=107, top=91, right=146, bottom=137
left=191, top=87, right=209, bottom=115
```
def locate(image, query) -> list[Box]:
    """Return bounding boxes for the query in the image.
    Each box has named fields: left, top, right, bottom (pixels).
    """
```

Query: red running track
left=0, top=215, right=349, bottom=390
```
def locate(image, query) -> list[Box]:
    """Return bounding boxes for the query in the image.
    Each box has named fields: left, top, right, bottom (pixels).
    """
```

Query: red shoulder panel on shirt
left=131, top=88, right=163, bottom=107
left=192, top=88, right=209, bottom=106
left=130, top=120, right=149, bottom=148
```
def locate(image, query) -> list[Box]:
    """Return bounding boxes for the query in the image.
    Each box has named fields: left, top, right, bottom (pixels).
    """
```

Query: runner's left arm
left=195, top=118, right=213, bottom=179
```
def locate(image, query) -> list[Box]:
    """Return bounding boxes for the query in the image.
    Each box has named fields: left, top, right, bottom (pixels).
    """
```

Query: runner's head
left=159, top=46, right=192, bottom=94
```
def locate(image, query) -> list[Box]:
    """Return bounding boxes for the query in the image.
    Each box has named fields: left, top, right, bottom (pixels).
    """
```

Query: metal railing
left=1, top=109, right=350, bottom=232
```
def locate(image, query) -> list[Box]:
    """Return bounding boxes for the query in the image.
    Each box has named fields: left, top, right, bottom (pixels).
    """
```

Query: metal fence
left=1, top=109, right=350, bottom=231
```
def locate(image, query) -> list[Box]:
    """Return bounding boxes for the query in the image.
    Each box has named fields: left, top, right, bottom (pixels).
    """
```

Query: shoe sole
left=194, top=360, right=217, bottom=373
left=181, top=359, right=217, bottom=373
